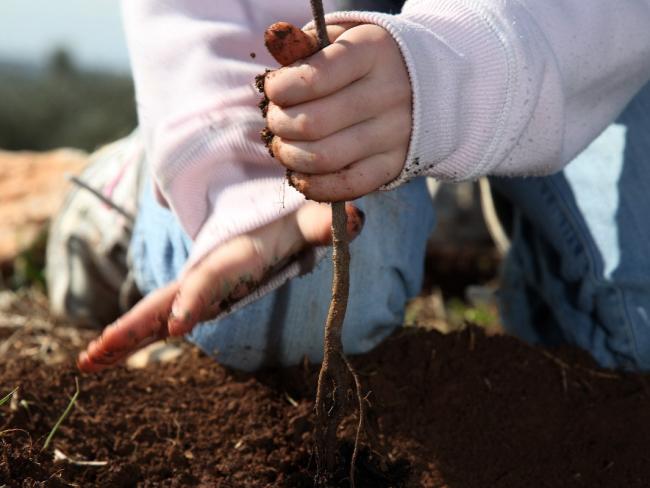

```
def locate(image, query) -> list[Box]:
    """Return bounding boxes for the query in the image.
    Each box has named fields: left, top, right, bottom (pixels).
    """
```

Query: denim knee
left=132, top=178, right=435, bottom=371
left=493, top=83, right=650, bottom=370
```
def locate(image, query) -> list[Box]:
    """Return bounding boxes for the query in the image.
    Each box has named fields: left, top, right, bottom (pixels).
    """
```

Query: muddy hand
left=263, top=21, right=412, bottom=202
left=77, top=202, right=365, bottom=373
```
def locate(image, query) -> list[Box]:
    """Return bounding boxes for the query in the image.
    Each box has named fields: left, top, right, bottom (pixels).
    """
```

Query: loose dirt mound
left=1, top=328, right=649, bottom=487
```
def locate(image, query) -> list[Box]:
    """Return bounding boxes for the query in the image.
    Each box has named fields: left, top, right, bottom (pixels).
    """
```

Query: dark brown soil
left=1, top=327, right=649, bottom=487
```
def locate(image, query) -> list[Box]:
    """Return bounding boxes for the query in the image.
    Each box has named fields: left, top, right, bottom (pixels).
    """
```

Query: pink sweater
left=122, top=0, right=650, bottom=275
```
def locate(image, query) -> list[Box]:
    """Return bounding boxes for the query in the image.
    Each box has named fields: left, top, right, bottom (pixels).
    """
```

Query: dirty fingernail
left=346, top=205, right=366, bottom=237
left=168, top=305, right=193, bottom=337
left=271, top=136, right=281, bottom=159
left=171, top=297, right=183, bottom=320
left=77, top=352, right=91, bottom=372
left=260, top=128, right=275, bottom=157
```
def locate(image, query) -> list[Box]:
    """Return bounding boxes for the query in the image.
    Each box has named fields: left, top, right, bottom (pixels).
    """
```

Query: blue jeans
left=132, top=82, right=650, bottom=371
left=492, top=81, right=650, bottom=371
left=131, top=179, right=435, bottom=370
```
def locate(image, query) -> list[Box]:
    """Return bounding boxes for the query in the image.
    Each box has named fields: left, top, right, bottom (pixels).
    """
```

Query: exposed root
left=314, top=351, right=368, bottom=488
left=258, top=2, right=369, bottom=483
left=306, top=1, right=367, bottom=485
left=342, top=353, right=367, bottom=488
left=313, top=200, right=367, bottom=487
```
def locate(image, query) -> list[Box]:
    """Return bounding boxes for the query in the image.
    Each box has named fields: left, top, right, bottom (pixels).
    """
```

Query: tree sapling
left=261, top=3, right=368, bottom=485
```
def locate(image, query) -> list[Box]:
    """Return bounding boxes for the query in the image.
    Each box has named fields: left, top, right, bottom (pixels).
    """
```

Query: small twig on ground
left=0, top=428, right=30, bottom=439
left=540, top=350, right=570, bottom=370
left=577, top=366, right=620, bottom=380
left=561, top=367, right=568, bottom=394
left=540, top=350, right=570, bottom=394
left=53, top=448, right=108, bottom=467
left=284, top=392, right=299, bottom=407
left=43, top=377, right=80, bottom=451
left=539, top=349, right=622, bottom=379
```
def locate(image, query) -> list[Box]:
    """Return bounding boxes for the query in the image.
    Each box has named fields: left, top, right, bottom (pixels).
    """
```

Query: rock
left=126, top=340, right=185, bottom=369
left=0, top=149, right=88, bottom=264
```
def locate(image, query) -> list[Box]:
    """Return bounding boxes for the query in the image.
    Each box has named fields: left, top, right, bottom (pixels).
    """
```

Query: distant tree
left=48, top=47, right=76, bottom=78
left=0, top=60, right=137, bottom=152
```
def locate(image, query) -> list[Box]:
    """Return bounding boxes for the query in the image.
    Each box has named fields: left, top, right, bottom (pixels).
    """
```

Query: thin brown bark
left=308, top=2, right=366, bottom=486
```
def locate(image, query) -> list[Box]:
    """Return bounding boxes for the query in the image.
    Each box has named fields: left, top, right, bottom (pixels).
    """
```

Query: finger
left=77, top=283, right=179, bottom=373
left=264, top=24, right=374, bottom=107
left=264, top=22, right=353, bottom=67
left=272, top=107, right=411, bottom=174
left=78, top=333, right=161, bottom=374
left=267, top=75, right=397, bottom=141
left=168, top=204, right=326, bottom=336
left=81, top=295, right=174, bottom=369
left=168, top=202, right=366, bottom=335
left=293, top=201, right=366, bottom=246
left=81, top=284, right=177, bottom=364
left=264, top=22, right=318, bottom=66
left=168, top=237, right=268, bottom=336
left=288, top=149, right=406, bottom=202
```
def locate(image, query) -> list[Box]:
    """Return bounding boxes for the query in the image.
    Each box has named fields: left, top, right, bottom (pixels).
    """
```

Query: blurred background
left=1, top=0, right=135, bottom=152
left=1, top=1, right=137, bottom=289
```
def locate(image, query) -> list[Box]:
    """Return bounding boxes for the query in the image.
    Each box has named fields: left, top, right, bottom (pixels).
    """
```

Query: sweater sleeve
left=120, top=0, right=338, bottom=272
left=322, top=0, right=650, bottom=186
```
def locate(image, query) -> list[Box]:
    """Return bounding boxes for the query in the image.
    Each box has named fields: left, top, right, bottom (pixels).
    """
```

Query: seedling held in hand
left=262, top=3, right=367, bottom=485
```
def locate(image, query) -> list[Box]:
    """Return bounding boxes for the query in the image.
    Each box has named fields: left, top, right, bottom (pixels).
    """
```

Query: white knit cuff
left=320, top=1, right=520, bottom=187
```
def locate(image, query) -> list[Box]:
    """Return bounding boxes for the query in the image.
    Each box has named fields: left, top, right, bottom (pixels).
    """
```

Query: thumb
left=264, top=21, right=357, bottom=67
left=295, top=202, right=366, bottom=247
left=166, top=202, right=365, bottom=336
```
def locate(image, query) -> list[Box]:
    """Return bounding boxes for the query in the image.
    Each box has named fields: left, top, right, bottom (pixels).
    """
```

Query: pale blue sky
left=0, top=0, right=130, bottom=72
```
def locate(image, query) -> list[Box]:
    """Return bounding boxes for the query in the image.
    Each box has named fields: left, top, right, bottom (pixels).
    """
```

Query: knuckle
left=310, top=147, right=332, bottom=172
left=350, top=90, right=373, bottom=116
left=394, top=81, right=412, bottom=106
left=397, top=112, right=412, bottom=140
left=336, top=170, right=352, bottom=191
left=321, top=172, right=352, bottom=203
left=265, top=103, right=280, bottom=130
left=282, top=143, right=317, bottom=173
left=296, top=113, right=321, bottom=140
left=279, top=147, right=299, bottom=172
left=298, top=60, right=326, bottom=97
left=270, top=90, right=290, bottom=108
left=290, top=174, right=326, bottom=202
left=264, top=72, right=286, bottom=105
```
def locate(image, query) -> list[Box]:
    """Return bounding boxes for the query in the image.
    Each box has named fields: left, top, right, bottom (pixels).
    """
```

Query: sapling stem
left=308, top=2, right=366, bottom=486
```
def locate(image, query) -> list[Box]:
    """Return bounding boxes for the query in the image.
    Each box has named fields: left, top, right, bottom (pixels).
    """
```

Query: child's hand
left=264, top=22, right=412, bottom=202
left=77, top=202, right=364, bottom=372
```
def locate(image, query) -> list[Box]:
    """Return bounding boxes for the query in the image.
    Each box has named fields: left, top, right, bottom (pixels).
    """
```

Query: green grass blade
left=43, top=377, right=80, bottom=451
left=0, top=387, right=18, bottom=407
